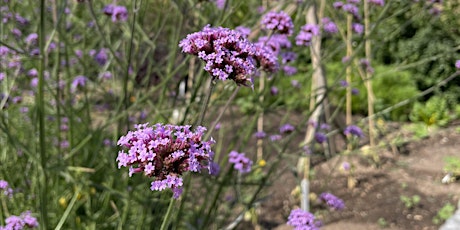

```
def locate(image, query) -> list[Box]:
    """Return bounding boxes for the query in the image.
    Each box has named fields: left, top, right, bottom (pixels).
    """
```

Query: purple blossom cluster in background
left=319, top=192, right=345, bottom=210
left=179, top=25, right=278, bottom=86
left=280, top=123, right=295, bottom=134
left=261, top=11, right=294, bottom=35
left=296, top=24, right=320, bottom=47
left=0, top=211, right=39, bottom=230
left=116, top=123, right=215, bottom=199
left=455, top=60, right=460, bottom=69
left=344, top=125, right=364, bottom=138
left=359, top=58, right=374, bottom=73
left=0, top=180, right=13, bottom=198
left=322, top=17, right=339, bottom=34
left=287, top=208, right=322, bottom=230
left=103, top=4, right=128, bottom=22
left=368, top=0, right=385, bottom=6
left=214, top=0, right=226, bottom=9
left=228, top=151, right=253, bottom=174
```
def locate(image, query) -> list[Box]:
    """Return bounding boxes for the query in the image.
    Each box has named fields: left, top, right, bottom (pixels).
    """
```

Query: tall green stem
left=160, top=198, right=176, bottom=230
left=38, top=0, right=49, bottom=228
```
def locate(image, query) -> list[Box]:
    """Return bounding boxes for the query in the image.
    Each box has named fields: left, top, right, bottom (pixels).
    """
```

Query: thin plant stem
left=205, top=86, right=240, bottom=140
left=256, top=74, right=265, bottom=162
left=363, top=0, right=375, bottom=147
left=38, top=0, right=49, bottom=228
left=160, top=198, right=176, bottom=230
left=123, top=0, right=140, bottom=130
left=196, top=78, right=216, bottom=127
left=346, top=13, right=353, bottom=151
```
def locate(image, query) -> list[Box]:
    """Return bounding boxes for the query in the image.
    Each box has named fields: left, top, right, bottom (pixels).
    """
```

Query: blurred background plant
left=0, top=0, right=460, bottom=229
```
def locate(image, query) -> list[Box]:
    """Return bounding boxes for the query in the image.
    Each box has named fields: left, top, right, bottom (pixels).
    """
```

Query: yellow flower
left=59, top=197, right=67, bottom=208
left=258, top=159, right=266, bottom=167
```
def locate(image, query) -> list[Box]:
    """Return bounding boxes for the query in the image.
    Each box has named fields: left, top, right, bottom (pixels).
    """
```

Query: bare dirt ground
left=254, top=121, right=460, bottom=230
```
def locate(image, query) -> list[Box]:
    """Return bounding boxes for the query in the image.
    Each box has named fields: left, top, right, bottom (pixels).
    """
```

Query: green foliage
left=400, top=195, right=421, bottom=209
left=373, top=0, right=460, bottom=103
left=409, top=96, right=450, bottom=126
left=444, top=156, right=460, bottom=176
left=377, top=217, right=388, bottom=228
left=433, top=203, right=456, bottom=225
left=327, top=63, right=420, bottom=121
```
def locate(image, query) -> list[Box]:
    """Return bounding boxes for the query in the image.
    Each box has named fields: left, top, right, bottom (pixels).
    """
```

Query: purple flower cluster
left=254, top=131, right=267, bottom=139
left=179, top=25, right=278, bottom=86
left=228, top=151, right=252, bottom=174
left=256, top=34, right=291, bottom=56
left=71, top=75, right=88, bottom=92
left=344, top=125, right=364, bottom=138
left=260, top=11, right=294, bottom=35
left=352, top=23, right=364, bottom=35
left=295, top=24, right=320, bottom=47
left=103, top=4, right=128, bottom=22
left=235, top=26, right=251, bottom=38
left=455, top=60, right=460, bottom=69
left=334, top=0, right=361, bottom=19
left=116, top=123, right=215, bottom=199
left=0, top=211, right=39, bottom=230
left=368, top=0, right=385, bottom=6
left=315, top=132, right=327, bottom=144
left=359, top=58, right=374, bottom=73
left=0, top=180, right=13, bottom=198
left=319, top=192, right=345, bottom=210
left=214, top=0, right=226, bottom=9
left=280, top=123, right=295, bottom=134
left=322, top=17, right=339, bottom=34
left=287, top=208, right=322, bottom=230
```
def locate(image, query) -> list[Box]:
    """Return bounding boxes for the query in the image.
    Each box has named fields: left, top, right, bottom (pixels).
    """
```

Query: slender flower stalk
left=364, top=0, right=376, bottom=147
left=38, top=0, right=48, bottom=228
left=346, top=12, right=353, bottom=151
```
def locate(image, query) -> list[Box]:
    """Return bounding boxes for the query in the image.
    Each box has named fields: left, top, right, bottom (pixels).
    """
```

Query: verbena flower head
left=0, top=46, right=9, bottom=56
left=95, top=48, right=108, bottom=66
left=256, top=34, right=291, bottom=56
left=351, top=88, right=360, bottom=95
left=270, top=134, right=282, bottom=141
left=235, top=26, right=251, bottom=38
left=283, top=65, right=297, bottom=76
left=270, top=86, right=279, bottom=95
left=0, top=180, right=13, bottom=198
left=368, top=0, right=385, bottom=6
left=344, top=125, right=364, bottom=138
left=228, top=151, right=252, bottom=173
left=359, top=58, right=374, bottom=73
left=352, top=23, right=364, bottom=34
left=261, top=11, right=294, bottom=35
left=315, top=132, right=327, bottom=144
left=455, top=60, right=460, bottom=69
left=280, top=123, right=295, bottom=134
left=342, top=162, right=351, bottom=171
left=112, top=6, right=128, bottom=22
left=1, top=211, right=38, bottom=229
left=25, top=33, right=38, bottom=45
left=281, top=52, right=297, bottom=64
left=254, top=131, right=267, bottom=139
left=71, top=75, right=88, bottom=92
left=214, top=0, right=226, bottom=9
left=116, top=123, right=215, bottom=199
left=296, top=24, right=320, bottom=47
left=179, top=25, right=278, bottom=87
left=287, top=208, right=322, bottom=230
left=319, top=192, right=345, bottom=210
left=322, top=17, right=339, bottom=34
